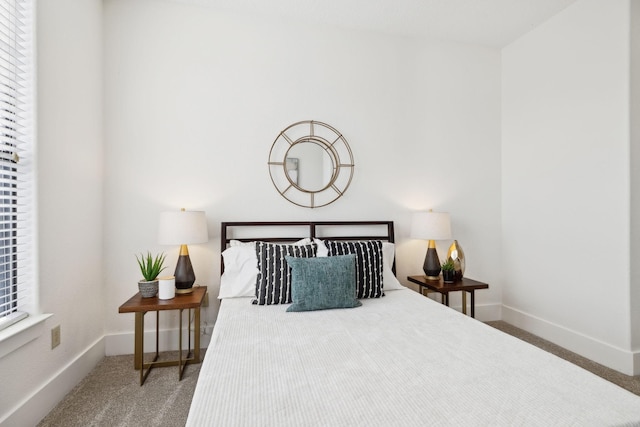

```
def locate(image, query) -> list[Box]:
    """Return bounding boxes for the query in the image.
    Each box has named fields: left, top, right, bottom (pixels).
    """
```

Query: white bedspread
left=187, top=289, right=640, bottom=426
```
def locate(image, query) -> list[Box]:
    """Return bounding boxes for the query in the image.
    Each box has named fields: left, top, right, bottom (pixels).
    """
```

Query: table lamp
left=158, top=209, right=209, bottom=294
left=410, top=210, right=452, bottom=280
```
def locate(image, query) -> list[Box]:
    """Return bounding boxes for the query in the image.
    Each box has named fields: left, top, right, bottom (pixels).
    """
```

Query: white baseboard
left=105, top=324, right=214, bottom=356
left=421, top=292, right=502, bottom=322
left=1, top=337, right=105, bottom=427
left=502, top=304, right=638, bottom=375
left=454, top=302, right=501, bottom=322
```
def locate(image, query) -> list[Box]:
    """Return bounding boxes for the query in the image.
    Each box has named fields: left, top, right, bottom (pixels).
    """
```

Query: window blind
left=0, top=0, right=34, bottom=331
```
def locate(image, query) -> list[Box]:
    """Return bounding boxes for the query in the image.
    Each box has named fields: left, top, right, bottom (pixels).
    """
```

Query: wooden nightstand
left=407, top=276, right=488, bottom=318
left=119, top=286, right=206, bottom=385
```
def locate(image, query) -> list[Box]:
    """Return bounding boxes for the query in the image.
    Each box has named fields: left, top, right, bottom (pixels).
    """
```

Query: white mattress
left=187, top=289, right=640, bottom=426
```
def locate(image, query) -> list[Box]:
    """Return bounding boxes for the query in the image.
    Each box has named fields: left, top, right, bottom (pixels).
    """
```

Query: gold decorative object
left=447, top=240, right=465, bottom=281
left=268, top=120, right=354, bottom=208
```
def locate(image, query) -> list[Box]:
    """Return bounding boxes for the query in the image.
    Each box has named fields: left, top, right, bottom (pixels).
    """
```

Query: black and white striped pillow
left=253, top=242, right=317, bottom=305
left=325, top=240, right=384, bottom=298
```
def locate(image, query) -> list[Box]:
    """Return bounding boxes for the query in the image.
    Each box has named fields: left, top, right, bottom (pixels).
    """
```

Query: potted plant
left=441, top=258, right=456, bottom=283
left=136, top=252, right=166, bottom=297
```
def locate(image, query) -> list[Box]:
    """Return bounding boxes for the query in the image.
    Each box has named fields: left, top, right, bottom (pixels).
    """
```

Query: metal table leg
left=471, top=290, right=476, bottom=318
left=462, top=291, right=467, bottom=315
left=139, top=311, right=159, bottom=386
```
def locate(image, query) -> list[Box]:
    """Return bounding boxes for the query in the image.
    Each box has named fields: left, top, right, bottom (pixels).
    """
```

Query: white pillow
left=314, top=238, right=329, bottom=257
left=218, top=245, right=257, bottom=299
left=313, top=239, right=404, bottom=290
left=219, top=238, right=315, bottom=299
left=382, top=242, right=404, bottom=290
left=230, top=239, right=256, bottom=247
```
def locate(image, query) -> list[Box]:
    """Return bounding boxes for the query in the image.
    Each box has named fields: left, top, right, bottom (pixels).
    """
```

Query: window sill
left=0, top=313, right=53, bottom=359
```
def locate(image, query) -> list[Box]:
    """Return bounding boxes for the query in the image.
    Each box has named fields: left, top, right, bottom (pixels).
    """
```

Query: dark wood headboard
left=220, top=221, right=395, bottom=273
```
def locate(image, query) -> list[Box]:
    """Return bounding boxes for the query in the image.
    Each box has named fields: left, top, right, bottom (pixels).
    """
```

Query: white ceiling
left=174, top=0, right=578, bottom=48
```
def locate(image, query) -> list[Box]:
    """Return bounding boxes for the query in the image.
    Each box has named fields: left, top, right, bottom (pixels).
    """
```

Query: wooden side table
left=119, top=286, right=207, bottom=385
left=407, top=276, right=488, bottom=318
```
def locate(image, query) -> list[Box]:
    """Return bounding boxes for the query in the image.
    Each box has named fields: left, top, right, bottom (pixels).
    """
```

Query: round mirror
left=268, top=120, right=354, bottom=208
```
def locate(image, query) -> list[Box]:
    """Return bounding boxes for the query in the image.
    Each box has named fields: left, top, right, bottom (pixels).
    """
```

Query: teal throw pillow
left=285, top=254, right=362, bottom=312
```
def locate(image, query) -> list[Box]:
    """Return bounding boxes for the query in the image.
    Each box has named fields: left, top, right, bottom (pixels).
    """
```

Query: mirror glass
left=285, top=141, right=335, bottom=192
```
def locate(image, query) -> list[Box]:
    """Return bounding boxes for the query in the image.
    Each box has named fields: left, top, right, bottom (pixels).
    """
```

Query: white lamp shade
left=158, top=210, right=209, bottom=245
left=410, top=211, right=452, bottom=240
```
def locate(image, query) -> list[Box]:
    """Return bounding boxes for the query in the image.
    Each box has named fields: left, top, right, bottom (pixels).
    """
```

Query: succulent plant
left=136, top=252, right=166, bottom=281
left=440, top=258, right=455, bottom=272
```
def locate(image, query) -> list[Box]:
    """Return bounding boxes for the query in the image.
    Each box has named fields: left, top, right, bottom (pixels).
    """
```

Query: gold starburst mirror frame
left=268, top=120, right=354, bottom=208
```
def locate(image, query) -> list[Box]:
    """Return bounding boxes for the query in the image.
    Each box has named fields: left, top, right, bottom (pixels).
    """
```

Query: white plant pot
left=158, top=276, right=176, bottom=300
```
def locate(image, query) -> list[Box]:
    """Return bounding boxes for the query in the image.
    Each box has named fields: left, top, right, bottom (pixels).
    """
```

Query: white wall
left=630, top=0, right=640, bottom=367
left=102, top=0, right=502, bottom=352
left=0, top=0, right=105, bottom=425
left=502, top=0, right=635, bottom=373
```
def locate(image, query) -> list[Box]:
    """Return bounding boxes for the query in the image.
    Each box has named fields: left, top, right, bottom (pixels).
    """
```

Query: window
left=0, top=0, right=34, bottom=331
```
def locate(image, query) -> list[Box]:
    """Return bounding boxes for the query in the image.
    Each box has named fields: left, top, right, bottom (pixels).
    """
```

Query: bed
left=186, top=221, right=640, bottom=426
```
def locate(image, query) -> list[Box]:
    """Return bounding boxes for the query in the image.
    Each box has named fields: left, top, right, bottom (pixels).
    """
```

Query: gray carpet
left=486, top=321, right=640, bottom=396
left=37, top=351, right=204, bottom=427
left=37, top=322, right=640, bottom=426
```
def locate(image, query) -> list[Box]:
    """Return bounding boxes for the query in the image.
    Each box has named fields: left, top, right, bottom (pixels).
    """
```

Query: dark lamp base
left=174, top=250, right=196, bottom=295
left=423, top=246, right=442, bottom=281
